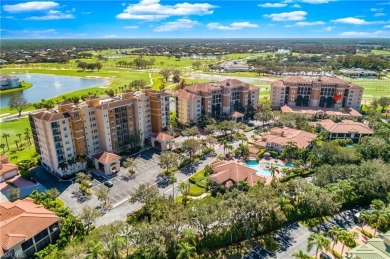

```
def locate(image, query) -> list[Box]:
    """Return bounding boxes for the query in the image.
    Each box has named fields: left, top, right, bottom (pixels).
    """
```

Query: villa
left=280, top=105, right=363, bottom=119
left=0, top=74, right=20, bottom=90
left=208, top=161, right=265, bottom=188
left=0, top=156, right=18, bottom=183
left=312, top=119, right=374, bottom=141
left=0, top=198, right=60, bottom=258
left=252, top=127, right=317, bottom=152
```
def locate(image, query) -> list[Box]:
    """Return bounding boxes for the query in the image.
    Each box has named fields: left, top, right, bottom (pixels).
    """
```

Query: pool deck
left=242, top=158, right=289, bottom=185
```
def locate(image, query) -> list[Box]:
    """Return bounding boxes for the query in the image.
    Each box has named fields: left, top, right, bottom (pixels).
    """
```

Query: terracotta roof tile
left=254, top=127, right=317, bottom=149
left=176, top=89, right=202, bottom=100
left=31, top=111, right=70, bottom=122
left=92, top=151, right=121, bottom=164
left=0, top=198, right=59, bottom=254
left=151, top=132, right=173, bottom=142
left=231, top=111, right=244, bottom=118
left=209, top=161, right=265, bottom=187
left=95, top=99, right=134, bottom=110
left=316, top=119, right=373, bottom=134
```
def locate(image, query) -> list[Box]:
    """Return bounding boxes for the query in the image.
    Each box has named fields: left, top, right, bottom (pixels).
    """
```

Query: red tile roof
left=92, top=151, right=121, bottom=164
left=231, top=111, right=244, bottom=118
left=31, top=111, right=70, bottom=122
left=0, top=198, right=59, bottom=255
left=254, top=127, right=317, bottom=149
left=176, top=89, right=202, bottom=100
left=274, top=76, right=363, bottom=90
left=151, top=132, right=173, bottom=142
left=185, top=82, right=221, bottom=93
left=209, top=161, right=265, bottom=187
left=281, top=105, right=363, bottom=118
left=95, top=99, right=134, bottom=110
left=316, top=119, right=374, bottom=134
left=218, top=79, right=250, bottom=88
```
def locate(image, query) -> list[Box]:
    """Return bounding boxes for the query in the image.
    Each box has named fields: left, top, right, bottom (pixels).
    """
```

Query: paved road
left=243, top=206, right=366, bottom=259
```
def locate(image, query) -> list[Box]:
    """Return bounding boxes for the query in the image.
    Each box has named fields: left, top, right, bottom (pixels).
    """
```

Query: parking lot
left=243, top=207, right=366, bottom=259
left=90, top=148, right=163, bottom=207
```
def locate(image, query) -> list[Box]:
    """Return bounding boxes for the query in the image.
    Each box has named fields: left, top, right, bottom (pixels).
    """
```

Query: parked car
left=104, top=180, right=113, bottom=187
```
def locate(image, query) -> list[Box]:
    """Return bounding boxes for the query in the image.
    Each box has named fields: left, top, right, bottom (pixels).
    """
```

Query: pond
left=0, top=73, right=109, bottom=107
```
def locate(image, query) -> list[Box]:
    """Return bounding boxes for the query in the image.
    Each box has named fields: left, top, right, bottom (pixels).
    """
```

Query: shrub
left=5, top=180, right=17, bottom=188
left=332, top=250, right=343, bottom=259
left=257, top=149, right=266, bottom=158
left=196, top=178, right=208, bottom=188
left=268, top=150, right=278, bottom=158
left=188, top=185, right=205, bottom=196
left=360, top=228, right=373, bottom=238
left=19, top=169, right=32, bottom=180
left=279, top=169, right=314, bottom=182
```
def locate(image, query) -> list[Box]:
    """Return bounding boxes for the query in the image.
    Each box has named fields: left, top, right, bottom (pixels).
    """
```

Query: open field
left=352, top=80, right=390, bottom=103
left=370, top=49, right=390, bottom=55
left=0, top=117, right=35, bottom=162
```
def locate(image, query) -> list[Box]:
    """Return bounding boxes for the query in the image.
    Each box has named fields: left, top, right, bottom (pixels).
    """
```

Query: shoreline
left=0, top=81, right=33, bottom=94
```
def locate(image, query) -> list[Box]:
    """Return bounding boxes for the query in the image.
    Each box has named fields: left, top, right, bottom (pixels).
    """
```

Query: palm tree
left=2, top=133, right=10, bottom=150
left=123, top=157, right=135, bottom=172
left=359, top=210, right=371, bottom=231
left=370, top=211, right=387, bottom=236
left=16, top=133, right=22, bottom=143
left=270, top=165, right=279, bottom=179
left=292, top=249, right=311, bottom=259
left=328, top=225, right=344, bottom=250
left=14, top=140, right=20, bottom=151
left=340, top=231, right=358, bottom=255
left=307, top=232, right=330, bottom=258
left=86, top=240, right=104, bottom=259
left=222, top=140, right=229, bottom=155
left=0, top=144, right=5, bottom=154
left=238, top=134, right=248, bottom=145
left=178, top=182, right=191, bottom=206
left=176, top=242, right=197, bottom=259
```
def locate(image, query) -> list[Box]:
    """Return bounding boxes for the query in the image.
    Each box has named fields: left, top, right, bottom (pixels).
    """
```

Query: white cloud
left=121, top=2, right=127, bottom=6
left=81, top=12, right=91, bottom=15
left=3, top=1, right=59, bottom=12
left=374, top=13, right=386, bottom=17
left=207, top=21, right=259, bottom=30
left=25, top=13, right=74, bottom=20
left=286, top=21, right=325, bottom=27
left=0, top=16, right=14, bottom=19
left=3, top=29, right=58, bottom=34
left=332, top=17, right=384, bottom=25
left=339, top=30, right=387, bottom=37
left=154, top=18, right=199, bottom=32
left=300, top=0, right=331, bottom=3
left=323, top=26, right=333, bottom=31
left=103, top=34, right=118, bottom=38
left=263, top=11, right=307, bottom=21
left=292, top=4, right=301, bottom=8
left=370, top=8, right=384, bottom=12
left=116, top=0, right=217, bottom=20
left=123, top=25, right=139, bottom=29
left=258, top=3, right=287, bottom=8
left=384, top=25, right=390, bottom=28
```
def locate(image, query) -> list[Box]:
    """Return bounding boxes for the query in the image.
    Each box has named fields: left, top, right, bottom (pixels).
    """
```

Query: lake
left=0, top=73, right=109, bottom=107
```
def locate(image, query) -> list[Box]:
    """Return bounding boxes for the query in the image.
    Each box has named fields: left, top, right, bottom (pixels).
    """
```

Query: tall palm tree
left=359, top=210, right=371, bottom=231
left=292, top=249, right=311, bottom=259
left=14, top=140, right=20, bottom=151
left=340, top=231, right=358, bottom=255
left=328, top=226, right=344, bottom=250
left=307, top=232, right=331, bottom=258
left=370, top=211, right=387, bottom=236
left=16, top=133, right=22, bottom=143
left=2, top=133, right=10, bottom=150
left=86, top=240, right=104, bottom=259
left=270, top=165, right=279, bottom=179
left=176, top=242, right=197, bottom=259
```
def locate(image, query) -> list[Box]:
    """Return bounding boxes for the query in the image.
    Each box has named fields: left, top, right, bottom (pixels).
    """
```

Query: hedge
left=196, top=178, right=208, bottom=188
left=279, top=170, right=314, bottom=182
left=188, top=185, right=205, bottom=196
left=332, top=250, right=343, bottom=259
left=257, top=149, right=266, bottom=157
left=358, top=228, right=373, bottom=238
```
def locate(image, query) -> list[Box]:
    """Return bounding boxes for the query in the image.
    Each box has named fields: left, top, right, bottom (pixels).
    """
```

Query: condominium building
left=271, top=76, right=364, bottom=110
left=29, top=88, right=170, bottom=176
left=0, top=74, right=20, bottom=90
left=175, top=79, right=259, bottom=124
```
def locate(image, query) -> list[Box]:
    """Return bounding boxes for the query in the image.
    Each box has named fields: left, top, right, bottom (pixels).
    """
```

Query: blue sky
left=1, top=0, right=390, bottom=38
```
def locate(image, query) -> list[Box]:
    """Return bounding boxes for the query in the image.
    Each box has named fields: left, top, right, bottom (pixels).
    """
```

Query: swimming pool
left=245, top=160, right=272, bottom=176
left=245, top=160, right=293, bottom=177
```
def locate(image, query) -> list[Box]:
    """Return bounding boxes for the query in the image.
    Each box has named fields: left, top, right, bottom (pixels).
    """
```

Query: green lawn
left=349, top=80, right=390, bottom=103
left=0, top=117, right=36, bottom=162
left=370, top=49, right=390, bottom=55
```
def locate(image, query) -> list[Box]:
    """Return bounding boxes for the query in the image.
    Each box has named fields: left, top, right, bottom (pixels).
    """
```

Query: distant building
left=0, top=198, right=60, bottom=258
left=175, top=79, right=259, bottom=125
left=209, top=161, right=265, bottom=188
left=312, top=119, right=374, bottom=141
left=271, top=76, right=364, bottom=110
left=29, top=88, right=170, bottom=177
left=217, top=60, right=250, bottom=72
left=0, top=156, right=18, bottom=183
left=347, top=231, right=390, bottom=259
left=0, top=74, right=20, bottom=90
left=339, top=68, right=377, bottom=78
left=252, top=127, right=317, bottom=152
